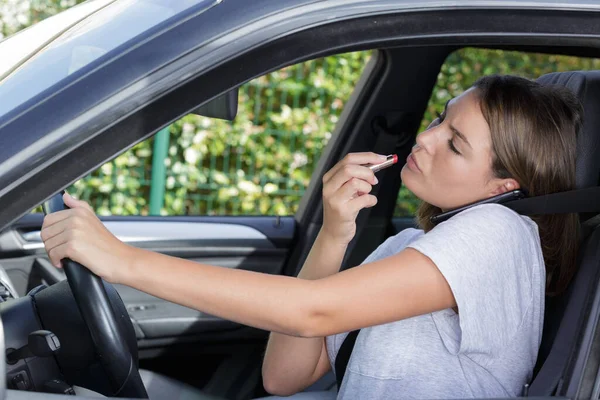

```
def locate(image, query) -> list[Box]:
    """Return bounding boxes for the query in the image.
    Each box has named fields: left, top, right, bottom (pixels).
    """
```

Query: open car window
left=66, top=51, right=374, bottom=217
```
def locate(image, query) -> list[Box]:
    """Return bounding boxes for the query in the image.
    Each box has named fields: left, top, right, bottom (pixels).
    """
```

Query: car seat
left=529, top=70, right=600, bottom=396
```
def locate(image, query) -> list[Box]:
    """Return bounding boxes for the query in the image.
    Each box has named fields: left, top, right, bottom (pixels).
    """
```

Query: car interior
left=3, top=18, right=600, bottom=398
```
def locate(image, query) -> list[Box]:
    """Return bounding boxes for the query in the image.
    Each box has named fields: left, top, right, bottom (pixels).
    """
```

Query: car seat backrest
left=529, top=71, right=600, bottom=396
left=537, top=71, right=600, bottom=189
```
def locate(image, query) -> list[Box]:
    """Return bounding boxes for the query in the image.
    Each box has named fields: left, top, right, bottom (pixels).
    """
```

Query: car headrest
left=536, top=71, right=600, bottom=190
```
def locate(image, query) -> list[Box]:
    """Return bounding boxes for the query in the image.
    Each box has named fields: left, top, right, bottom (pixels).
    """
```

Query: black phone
left=42, top=190, right=67, bottom=216
left=430, top=189, right=526, bottom=225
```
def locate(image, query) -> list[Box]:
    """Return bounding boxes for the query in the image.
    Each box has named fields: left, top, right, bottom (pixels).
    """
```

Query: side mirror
left=190, top=89, right=238, bottom=121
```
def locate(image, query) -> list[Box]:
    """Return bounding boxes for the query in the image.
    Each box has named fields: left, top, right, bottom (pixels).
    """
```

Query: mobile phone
left=430, top=189, right=526, bottom=225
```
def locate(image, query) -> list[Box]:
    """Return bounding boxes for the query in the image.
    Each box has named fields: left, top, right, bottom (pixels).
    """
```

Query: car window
left=394, top=47, right=600, bottom=217
left=0, top=0, right=111, bottom=77
left=67, top=51, right=374, bottom=216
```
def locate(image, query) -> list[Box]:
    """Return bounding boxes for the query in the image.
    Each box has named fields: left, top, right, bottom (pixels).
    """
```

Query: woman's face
left=401, top=88, right=517, bottom=211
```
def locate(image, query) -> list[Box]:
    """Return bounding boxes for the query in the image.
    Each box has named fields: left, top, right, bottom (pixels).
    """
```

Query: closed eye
left=448, top=138, right=461, bottom=155
left=435, top=111, right=461, bottom=155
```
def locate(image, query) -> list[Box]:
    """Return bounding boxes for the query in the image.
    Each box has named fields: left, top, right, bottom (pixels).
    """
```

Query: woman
left=41, top=74, right=582, bottom=399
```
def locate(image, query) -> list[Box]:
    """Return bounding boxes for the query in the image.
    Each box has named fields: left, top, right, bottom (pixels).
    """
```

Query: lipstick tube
left=368, top=154, right=398, bottom=173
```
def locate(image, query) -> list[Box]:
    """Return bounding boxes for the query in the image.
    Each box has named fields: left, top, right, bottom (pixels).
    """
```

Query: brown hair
left=416, top=75, right=583, bottom=296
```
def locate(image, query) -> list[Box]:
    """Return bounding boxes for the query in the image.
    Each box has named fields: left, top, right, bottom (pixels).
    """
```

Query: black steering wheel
left=42, top=192, right=148, bottom=398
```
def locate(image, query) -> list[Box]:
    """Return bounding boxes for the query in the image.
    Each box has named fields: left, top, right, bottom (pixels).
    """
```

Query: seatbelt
left=334, top=184, right=600, bottom=392
left=334, top=330, right=360, bottom=390
left=503, top=186, right=600, bottom=216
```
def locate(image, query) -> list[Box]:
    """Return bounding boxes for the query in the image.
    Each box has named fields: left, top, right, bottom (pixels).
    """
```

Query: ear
left=489, top=178, right=520, bottom=196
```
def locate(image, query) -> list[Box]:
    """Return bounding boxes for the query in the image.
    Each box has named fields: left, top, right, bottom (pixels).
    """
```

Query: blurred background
left=2, top=0, right=600, bottom=218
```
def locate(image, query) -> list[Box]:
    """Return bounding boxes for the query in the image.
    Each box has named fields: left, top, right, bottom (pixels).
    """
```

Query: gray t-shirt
left=326, top=204, right=545, bottom=399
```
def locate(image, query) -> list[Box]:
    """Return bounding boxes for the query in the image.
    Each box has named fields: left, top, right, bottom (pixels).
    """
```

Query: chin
left=401, top=168, right=428, bottom=202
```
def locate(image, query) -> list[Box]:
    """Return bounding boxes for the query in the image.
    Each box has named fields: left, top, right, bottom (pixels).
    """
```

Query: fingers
left=42, top=194, right=94, bottom=229
left=44, top=230, right=72, bottom=267
left=348, top=194, right=378, bottom=214
left=40, top=218, right=68, bottom=243
left=63, top=192, right=93, bottom=211
left=42, top=207, right=88, bottom=232
left=42, top=216, right=79, bottom=267
left=323, top=152, right=387, bottom=184
left=41, top=204, right=93, bottom=268
left=336, top=178, right=373, bottom=201
left=322, top=153, right=384, bottom=217
left=47, top=242, right=73, bottom=268
left=323, top=164, right=378, bottom=197
left=324, top=178, right=374, bottom=216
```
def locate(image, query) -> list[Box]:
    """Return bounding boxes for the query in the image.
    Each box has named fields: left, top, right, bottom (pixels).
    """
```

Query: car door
left=0, top=49, right=381, bottom=397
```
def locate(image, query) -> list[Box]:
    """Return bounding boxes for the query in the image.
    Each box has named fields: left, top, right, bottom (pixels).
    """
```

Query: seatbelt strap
left=503, top=186, right=600, bottom=215
left=335, top=329, right=360, bottom=391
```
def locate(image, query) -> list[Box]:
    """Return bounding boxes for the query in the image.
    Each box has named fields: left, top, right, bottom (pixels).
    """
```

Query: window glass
left=394, top=48, right=600, bottom=217
left=0, top=0, right=215, bottom=117
left=68, top=51, right=374, bottom=216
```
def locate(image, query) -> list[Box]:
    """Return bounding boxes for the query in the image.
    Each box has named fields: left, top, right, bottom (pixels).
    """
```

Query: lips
left=407, top=152, right=421, bottom=172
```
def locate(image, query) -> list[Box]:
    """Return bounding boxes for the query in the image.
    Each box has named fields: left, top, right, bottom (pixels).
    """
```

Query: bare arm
left=262, top=228, right=347, bottom=396
left=111, top=245, right=453, bottom=336
left=43, top=213, right=457, bottom=335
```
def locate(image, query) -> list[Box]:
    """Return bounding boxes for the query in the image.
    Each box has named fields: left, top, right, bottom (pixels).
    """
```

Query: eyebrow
left=450, top=124, right=472, bottom=149
left=444, top=99, right=472, bottom=149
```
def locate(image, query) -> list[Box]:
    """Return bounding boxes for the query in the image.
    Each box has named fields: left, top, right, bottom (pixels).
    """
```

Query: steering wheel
left=42, top=192, right=148, bottom=398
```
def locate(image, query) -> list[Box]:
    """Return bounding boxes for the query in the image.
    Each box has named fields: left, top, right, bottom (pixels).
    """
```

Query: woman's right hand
left=321, top=152, right=387, bottom=245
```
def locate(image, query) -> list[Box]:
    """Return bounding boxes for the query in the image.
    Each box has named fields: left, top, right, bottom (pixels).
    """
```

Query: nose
left=415, top=127, right=437, bottom=154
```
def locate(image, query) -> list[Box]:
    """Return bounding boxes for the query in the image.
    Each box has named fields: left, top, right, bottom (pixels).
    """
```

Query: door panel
left=0, top=213, right=295, bottom=346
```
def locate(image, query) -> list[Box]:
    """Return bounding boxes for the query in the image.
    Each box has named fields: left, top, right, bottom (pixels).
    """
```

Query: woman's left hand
left=40, top=192, right=134, bottom=284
